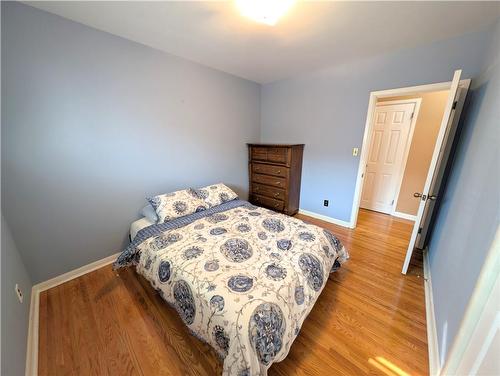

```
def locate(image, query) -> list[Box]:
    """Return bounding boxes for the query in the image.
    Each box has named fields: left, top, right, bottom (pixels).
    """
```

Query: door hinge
left=410, top=112, right=414, bottom=119
left=452, top=101, right=458, bottom=110
left=391, top=199, right=394, bottom=205
left=418, top=227, right=423, bottom=234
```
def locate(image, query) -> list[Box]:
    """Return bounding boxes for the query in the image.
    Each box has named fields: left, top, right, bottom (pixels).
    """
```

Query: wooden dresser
left=247, top=144, right=304, bottom=215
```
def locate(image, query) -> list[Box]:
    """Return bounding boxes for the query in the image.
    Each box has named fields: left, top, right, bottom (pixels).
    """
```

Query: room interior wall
left=427, top=19, right=499, bottom=368
left=1, top=2, right=261, bottom=283
left=1, top=215, right=33, bottom=376
left=260, top=23, right=495, bottom=223
left=377, top=90, right=449, bottom=216
left=0, top=3, right=498, bottom=376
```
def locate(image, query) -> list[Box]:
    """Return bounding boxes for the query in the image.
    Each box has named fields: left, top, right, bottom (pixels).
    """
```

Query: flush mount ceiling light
left=235, top=0, right=296, bottom=26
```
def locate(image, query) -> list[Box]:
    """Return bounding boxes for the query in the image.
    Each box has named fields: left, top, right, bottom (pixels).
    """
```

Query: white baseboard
left=25, top=252, right=120, bottom=376
left=423, top=249, right=441, bottom=376
left=392, top=211, right=417, bottom=221
left=25, top=285, right=39, bottom=376
left=34, top=252, right=121, bottom=292
left=298, top=208, right=353, bottom=228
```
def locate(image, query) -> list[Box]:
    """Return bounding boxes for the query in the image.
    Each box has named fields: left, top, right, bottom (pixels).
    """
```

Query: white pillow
left=193, top=183, right=238, bottom=208
left=147, top=189, right=208, bottom=223
left=141, top=204, right=158, bottom=223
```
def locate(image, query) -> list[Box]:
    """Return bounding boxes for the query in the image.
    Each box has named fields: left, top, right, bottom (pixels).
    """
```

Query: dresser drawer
left=250, top=146, right=290, bottom=165
left=252, top=163, right=289, bottom=178
left=252, top=183, right=286, bottom=201
left=252, top=173, right=287, bottom=189
left=251, top=147, right=268, bottom=162
left=266, top=147, right=289, bottom=164
left=251, top=194, right=284, bottom=211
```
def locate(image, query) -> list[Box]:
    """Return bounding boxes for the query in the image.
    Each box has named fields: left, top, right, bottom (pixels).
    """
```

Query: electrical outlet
left=15, top=284, right=23, bottom=303
left=324, top=199, right=329, bottom=207
left=352, top=147, right=359, bottom=156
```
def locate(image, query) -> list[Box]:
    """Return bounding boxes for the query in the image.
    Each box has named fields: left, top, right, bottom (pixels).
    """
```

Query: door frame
left=350, top=80, right=453, bottom=229
left=362, top=98, right=422, bottom=217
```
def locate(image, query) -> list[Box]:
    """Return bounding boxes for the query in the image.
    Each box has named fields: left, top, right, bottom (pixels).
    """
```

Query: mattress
left=129, top=217, right=155, bottom=240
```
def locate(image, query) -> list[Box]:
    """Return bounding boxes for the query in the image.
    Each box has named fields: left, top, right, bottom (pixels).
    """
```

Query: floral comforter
left=114, top=200, right=348, bottom=375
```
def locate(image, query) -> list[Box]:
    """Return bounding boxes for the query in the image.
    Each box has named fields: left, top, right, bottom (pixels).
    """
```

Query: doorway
left=350, top=71, right=470, bottom=274
left=359, top=99, right=421, bottom=217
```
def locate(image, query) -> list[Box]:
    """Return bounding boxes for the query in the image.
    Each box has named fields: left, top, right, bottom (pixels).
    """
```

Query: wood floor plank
left=38, top=209, right=428, bottom=375
left=82, top=268, right=140, bottom=376
left=38, top=291, right=48, bottom=376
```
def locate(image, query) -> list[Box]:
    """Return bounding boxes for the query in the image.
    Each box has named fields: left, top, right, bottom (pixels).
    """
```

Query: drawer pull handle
left=254, top=186, right=259, bottom=190
left=274, top=203, right=280, bottom=208
left=276, top=170, right=281, bottom=174
left=274, top=193, right=279, bottom=197
left=276, top=181, right=281, bottom=185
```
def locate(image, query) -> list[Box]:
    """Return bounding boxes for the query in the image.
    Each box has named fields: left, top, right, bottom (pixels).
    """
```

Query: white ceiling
left=26, top=1, right=500, bottom=83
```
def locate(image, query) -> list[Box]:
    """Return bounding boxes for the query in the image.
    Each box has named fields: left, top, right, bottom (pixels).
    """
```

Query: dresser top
left=247, top=143, right=304, bottom=147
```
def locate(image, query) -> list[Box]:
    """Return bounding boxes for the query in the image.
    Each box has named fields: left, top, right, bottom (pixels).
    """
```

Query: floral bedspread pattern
left=116, top=201, right=348, bottom=375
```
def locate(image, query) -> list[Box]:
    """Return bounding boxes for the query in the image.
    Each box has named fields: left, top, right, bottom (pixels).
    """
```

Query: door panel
left=394, top=110, right=405, bottom=123
left=386, top=130, right=401, bottom=163
left=362, top=172, right=376, bottom=202
left=369, top=130, right=383, bottom=162
left=380, top=174, right=392, bottom=202
left=360, top=102, right=416, bottom=214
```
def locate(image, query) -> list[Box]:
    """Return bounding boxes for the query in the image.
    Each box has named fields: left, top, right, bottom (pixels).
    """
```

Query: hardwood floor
left=38, top=209, right=428, bottom=375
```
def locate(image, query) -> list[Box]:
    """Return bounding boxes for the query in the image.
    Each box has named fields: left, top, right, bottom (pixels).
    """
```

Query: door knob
left=428, top=195, right=437, bottom=201
left=413, top=192, right=422, bottom=198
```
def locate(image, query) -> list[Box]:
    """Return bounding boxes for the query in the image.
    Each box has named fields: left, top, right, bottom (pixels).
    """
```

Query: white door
left=415, top=82, right=470, bottom=249
left=360, top=102, right=416, bottom=214
left=402, top=70, right=462, bottom=274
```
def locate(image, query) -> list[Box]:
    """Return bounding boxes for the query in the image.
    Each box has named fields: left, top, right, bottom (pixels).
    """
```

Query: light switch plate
left=15, top=284, right=23, bottom=303
left=352, top=147, right=359, bottom=156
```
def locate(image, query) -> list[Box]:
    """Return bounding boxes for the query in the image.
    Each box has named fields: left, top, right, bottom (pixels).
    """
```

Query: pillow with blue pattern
left=191, top=183, right=238, bottom=208
left=147, top=189, right=207, bottom=223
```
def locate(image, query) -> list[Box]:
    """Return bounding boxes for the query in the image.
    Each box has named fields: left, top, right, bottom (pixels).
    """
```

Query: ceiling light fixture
left=235, top=0, right=295, bottom=26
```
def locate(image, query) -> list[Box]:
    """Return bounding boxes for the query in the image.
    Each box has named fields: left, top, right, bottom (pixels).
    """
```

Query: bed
left=115, top=199, right=348, bottom=376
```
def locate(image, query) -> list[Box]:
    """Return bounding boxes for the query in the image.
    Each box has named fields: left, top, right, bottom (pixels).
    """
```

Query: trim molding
left=392, top=211, right=417, bottom=222
left=349, top=80, right=454, bottom=229
left=25, top=252, right=120, bottom=376
left=25, top=285, right=39, bottom=376
left=34, top=252, right=121, bottom=293
left=423, top=248, right=441, bottom=376
left=441, top=226, right=500, bottom=375
left=298, top=209, right=353, bottom=228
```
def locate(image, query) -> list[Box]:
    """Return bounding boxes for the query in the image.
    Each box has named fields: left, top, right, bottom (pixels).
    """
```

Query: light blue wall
left=261, top=26, right=495, bottom=222
left=1, top=215, right=33, bottom=376
left=1, top=2, right=260, bottom=283
left=428, top=20, right=499, bottom=365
